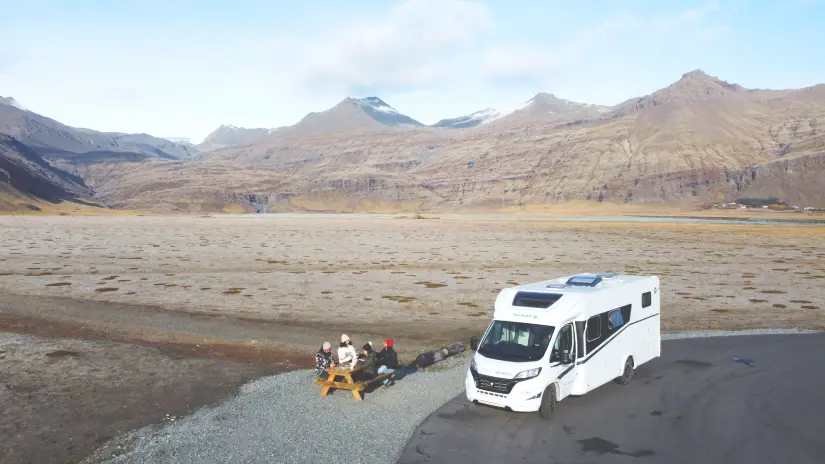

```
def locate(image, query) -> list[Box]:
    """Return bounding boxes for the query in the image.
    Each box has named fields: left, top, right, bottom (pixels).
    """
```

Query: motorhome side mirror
left=562, top=351, right=572, bottom=364
left=470, top=336, right=479, bottom=351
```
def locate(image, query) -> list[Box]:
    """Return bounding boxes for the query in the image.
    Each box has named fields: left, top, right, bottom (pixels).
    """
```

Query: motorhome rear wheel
left=615, top=356, right=635, bottom=385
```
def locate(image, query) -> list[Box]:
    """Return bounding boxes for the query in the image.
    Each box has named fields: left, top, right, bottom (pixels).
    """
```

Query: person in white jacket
left=337, top=334, right=358, bottom=369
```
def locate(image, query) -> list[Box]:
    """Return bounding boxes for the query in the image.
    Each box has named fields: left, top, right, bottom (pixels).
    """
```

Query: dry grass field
left=2, top=213, right=823, bottom=463
left=2, top=214, right=823, bottom=348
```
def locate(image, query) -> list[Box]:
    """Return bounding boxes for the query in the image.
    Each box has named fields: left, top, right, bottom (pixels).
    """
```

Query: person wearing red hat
left=376, top=339, right=399, bottom=388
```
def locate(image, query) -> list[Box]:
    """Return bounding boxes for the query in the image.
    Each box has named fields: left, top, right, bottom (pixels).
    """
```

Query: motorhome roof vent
left=565, top=275, right=602, bottom=287
left=597, top=273, right=617, bottom=279
left=512, top=291, right=562, bottom=308
left=546, top=282, right=566, bottom=289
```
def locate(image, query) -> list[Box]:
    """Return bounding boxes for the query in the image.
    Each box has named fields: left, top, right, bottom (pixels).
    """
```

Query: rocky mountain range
left=0, top=134, right=98, bottom=210
left=431, top=93, right=608, bottom=129
left=2, top=69, right=824, bottom=213
left=196, top=125, right=276, bottom=152
left=0, top=96, right=198, bottom=161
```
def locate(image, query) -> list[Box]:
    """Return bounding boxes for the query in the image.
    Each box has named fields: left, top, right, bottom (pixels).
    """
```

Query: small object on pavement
left=733, top=357, right=755, bottom=367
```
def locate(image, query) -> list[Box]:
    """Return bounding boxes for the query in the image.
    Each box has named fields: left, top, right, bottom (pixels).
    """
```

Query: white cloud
left=0, top=0, right=731, bottom=140
left=478, top=3, right=725, bottom=92
left=0, top=0, right=499, bottom=140
left=287, top=0, right=493, bottom=94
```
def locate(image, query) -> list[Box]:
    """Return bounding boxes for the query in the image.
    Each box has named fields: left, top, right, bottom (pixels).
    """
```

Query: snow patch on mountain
left=356, top=97, right=397, bottom=114
left=434, top=93, right=611, bottom=129
left=351, top=97, right=423, bottom=127
left=432, top=99, right=531, bottom=128
left=0, top=96, right=27, bottom=111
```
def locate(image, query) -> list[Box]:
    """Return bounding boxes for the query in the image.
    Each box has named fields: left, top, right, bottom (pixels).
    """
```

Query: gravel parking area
left=81, top=353, right=471, bottom=464
left=79, top=328, right=821, bottom=464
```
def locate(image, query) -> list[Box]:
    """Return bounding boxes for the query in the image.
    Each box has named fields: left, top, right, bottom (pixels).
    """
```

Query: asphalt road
left=398, top=333, right=825, bottom=464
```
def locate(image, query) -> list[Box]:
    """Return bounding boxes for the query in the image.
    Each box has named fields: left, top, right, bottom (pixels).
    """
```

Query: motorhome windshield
left=477, top=320, right=555, bottom=362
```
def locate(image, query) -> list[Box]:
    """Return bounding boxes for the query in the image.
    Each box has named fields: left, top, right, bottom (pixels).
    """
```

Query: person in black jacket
left=376, top=339, right=398, bottom=388
left=314, top=341, right=336, bottom=378
left=353, top=343, right=379, bottom=382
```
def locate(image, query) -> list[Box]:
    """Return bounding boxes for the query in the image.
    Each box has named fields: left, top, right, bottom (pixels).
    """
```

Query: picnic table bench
left=314, top=365, right=397, bottom=401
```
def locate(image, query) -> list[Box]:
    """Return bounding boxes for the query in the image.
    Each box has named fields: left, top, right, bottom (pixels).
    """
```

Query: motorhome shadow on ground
left=466, top=273, right=661, bottom=419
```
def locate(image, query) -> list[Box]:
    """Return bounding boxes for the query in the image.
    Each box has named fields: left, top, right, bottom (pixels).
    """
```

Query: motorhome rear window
left=512, top=292, right=562, bottom=308
left=642, top=291, right=652, bottom=308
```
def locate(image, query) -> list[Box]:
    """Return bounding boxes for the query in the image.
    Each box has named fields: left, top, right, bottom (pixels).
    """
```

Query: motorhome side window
left=608, top=309, right=625, bottom=329
left=642, top=291, right=652, bottom=308
left=586, top=315, right=600, bottom=342
left=550, top=324, right=574, bottom=362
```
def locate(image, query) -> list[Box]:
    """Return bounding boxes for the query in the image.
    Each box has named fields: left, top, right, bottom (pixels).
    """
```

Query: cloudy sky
left=1, top=0, right=823, bottom=142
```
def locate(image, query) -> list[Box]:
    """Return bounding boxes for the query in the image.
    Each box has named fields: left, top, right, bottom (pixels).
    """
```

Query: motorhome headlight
left=513, top=367, right=542, bottom=380
left=470, top=356, right=478, bottom=372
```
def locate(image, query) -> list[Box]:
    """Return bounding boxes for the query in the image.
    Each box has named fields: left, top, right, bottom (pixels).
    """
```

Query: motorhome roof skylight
left=512, top=291, right=562, bottom=308
left=565, top=275, right=602, bottom=287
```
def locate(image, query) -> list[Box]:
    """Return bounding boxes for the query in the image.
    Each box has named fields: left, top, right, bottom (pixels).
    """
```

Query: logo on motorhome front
left=514, top=313, right=538, bottom=318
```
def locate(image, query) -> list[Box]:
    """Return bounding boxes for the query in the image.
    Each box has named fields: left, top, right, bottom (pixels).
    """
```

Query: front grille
left=471, top=369, right=520, bottom=394
left=477, top=377, right=513, bottom=394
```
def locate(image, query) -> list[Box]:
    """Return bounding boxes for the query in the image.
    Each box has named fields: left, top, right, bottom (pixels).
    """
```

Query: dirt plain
left=1, top=213, right=824, bottom=463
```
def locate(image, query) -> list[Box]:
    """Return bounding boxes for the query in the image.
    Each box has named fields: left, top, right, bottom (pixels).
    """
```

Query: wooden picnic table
left=314, top=364, right=396, bottom=401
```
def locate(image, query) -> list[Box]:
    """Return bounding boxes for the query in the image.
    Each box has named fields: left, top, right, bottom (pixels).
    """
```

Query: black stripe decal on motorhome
left=576, top=313, right=660, bottom=366
left=557, top=363, right=576, bottom=379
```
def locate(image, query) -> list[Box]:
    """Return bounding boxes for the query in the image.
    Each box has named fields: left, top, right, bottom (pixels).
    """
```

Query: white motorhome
left=465, top=273, right=660, bottom=419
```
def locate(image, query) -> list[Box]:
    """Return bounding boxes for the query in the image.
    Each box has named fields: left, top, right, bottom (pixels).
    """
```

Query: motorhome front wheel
left=538, top=384, right=557, bottom=420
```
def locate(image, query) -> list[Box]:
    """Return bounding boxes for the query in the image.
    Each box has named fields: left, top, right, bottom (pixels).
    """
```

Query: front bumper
left=464, top=369, right=544, bottom=412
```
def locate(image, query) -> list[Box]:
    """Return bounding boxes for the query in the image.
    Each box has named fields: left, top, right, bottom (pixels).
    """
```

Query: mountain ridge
left=188, top=69, right=825, bottom=210
left=4, top=68, right=825, bottom=213
left=196, top=124, right=276, bottom=152
left=0, top=96, right=199, bottom=161
left=0, top=134, right=99, bottom=210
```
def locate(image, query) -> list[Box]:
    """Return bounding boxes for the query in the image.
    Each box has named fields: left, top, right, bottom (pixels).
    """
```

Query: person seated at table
left=376, top=338, right=398, bottom=388
left=355, top=341, right=375, bottom=361
left=352, top=343, right=379, bottom=382
left=337, top=333, right=358, bottom=369
left=314, top=341, right=336, bottom=378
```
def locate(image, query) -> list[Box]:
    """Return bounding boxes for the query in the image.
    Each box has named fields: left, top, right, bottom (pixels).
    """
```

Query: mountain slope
left=197, top=125, right=275, bottom=152
left=181, top=70, right=825, bottom=211
left=79, top=158, right=299, bottom=213
left=0, top=96, right=197, bottom=160
left=0, top=134, right=98, bottom=210
left=283, top=97, right=423, bottom=135
left=15, top=70, right=825, bottom=213
left=100, top=131, right=198, bottom=159
left=431, top=107, right=521, bottom=129
left=0, top=96, right=26, bottom=110
left=610, top=70, right=748, bottom=117
left=433, top=94, right=609, bottom=129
